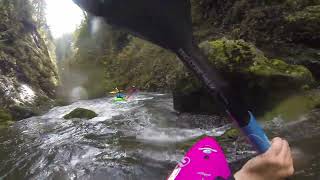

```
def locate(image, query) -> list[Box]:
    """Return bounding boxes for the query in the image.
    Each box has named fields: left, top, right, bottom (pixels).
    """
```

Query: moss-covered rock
left=200, top=39, right=314, bottom=87
left=63, top=108, right=98, bottom=120
left=174, top=38, right=315, bottom=115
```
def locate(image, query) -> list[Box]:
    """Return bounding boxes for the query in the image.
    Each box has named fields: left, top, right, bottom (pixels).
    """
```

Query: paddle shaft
left=176, top=43, right=271, bottom=154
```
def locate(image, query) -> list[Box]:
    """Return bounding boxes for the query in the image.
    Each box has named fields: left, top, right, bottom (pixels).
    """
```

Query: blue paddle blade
left=242, top=112, right=271, bottom=153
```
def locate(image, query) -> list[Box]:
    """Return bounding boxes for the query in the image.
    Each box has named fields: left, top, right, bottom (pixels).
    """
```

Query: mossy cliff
left=0, top=0, right=58, bottom=120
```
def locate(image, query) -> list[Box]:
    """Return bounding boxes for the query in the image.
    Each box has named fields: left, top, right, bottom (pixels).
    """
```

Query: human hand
left=234, top=137, right=294, bottom=180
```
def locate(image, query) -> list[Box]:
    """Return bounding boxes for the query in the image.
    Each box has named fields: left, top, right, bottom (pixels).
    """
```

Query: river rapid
left=0, top=93, right=319, bottom=180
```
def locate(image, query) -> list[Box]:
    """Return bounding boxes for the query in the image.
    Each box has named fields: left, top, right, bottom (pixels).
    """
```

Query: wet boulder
left=64, top=108, right=98, bottom=120
left=174, top=38, right=315, bottom=115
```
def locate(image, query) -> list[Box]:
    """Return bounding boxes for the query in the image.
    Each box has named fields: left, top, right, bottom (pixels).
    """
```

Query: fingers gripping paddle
left=73, top=0, right=271, bottom=153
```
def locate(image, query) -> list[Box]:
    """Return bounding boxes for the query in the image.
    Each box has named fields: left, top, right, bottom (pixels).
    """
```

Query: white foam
left=19, top=84, right=36, bottom=102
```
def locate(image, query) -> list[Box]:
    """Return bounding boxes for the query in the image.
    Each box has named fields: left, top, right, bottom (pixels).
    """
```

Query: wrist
left=234, top=169, right=260, bottom=180
left=234, top=169, right=245, bottom=180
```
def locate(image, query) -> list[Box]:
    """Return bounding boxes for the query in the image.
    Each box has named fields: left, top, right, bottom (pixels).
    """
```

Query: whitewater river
left=0, top=93, right=319, bottom=179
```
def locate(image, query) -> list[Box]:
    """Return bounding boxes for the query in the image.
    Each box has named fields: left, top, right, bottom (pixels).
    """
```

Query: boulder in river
left=63, top=108, right=98, bottom=120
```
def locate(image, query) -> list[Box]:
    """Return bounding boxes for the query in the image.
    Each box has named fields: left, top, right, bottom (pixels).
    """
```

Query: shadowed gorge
left=0, top=0, right=320, bottom=179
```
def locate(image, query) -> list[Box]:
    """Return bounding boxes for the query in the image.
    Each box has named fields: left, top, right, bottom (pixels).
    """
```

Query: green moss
left=201, top=39, right=266, bottom=71
left=63, top=108, right=98, bottom=120
left=286, top=5, right=320, bottom=22
left=284, top=5, right=320, bottom=46
left=0, top=108, right=14, bottom=128
left=0, top=108, right=13, bottom=122
left=249, top=59, right=313, bottom=81
left=199, top=39, right=314, bottom=88
left=262, top=90, right=320, bottom=121
left=218, top=128, right=240, bottom=140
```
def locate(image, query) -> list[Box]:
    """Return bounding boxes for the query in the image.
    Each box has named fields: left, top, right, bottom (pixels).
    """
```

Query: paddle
left=73, top=0, right=271, bottom=153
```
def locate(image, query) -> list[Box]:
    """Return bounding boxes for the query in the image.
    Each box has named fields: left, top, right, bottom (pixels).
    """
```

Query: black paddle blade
left=73, top=0, right=193, bottom=52
left=73, top=0, right=250, bottom=122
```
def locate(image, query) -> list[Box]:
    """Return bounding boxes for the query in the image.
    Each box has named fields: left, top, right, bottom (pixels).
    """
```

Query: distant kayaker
left=115, top=87, right=125, bottom=99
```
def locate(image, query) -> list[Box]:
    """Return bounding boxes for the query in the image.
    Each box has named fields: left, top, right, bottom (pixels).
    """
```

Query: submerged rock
left=63, top=108, right=98, bottom=120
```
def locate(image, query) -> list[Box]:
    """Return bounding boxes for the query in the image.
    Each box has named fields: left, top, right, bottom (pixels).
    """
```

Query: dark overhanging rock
left=173, top=39, right=316, bottom=117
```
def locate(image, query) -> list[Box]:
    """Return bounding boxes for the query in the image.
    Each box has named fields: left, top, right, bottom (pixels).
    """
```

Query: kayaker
left=115, top=87, right=125, bottom=99
left=234, top=137, right=294, bottom=180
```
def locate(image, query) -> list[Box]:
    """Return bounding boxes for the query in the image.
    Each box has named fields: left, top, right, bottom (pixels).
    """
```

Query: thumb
left=266, top=137, right=284, bottom=156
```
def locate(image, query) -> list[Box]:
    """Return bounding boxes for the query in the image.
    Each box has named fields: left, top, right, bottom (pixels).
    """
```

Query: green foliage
left=286, top=5, right=320, bottom=22
left=103, top=37, right=185, bottom=92
left=63, top=108, right=98, bottom=120
left=285, top=5, right=320, bottom=45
